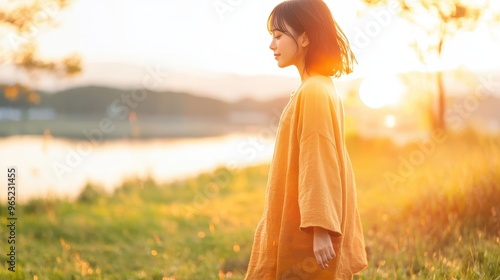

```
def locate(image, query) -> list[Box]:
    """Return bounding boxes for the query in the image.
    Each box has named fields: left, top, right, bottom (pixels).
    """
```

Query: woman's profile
left=244, top=0, right=368, bottom=279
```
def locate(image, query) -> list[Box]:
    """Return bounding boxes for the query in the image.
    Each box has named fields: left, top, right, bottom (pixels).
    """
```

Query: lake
left=0, top=133, right=275, bottom=202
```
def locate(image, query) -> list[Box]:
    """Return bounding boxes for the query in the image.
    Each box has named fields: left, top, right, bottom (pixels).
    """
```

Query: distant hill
left=0, top=85, right=292, bottom=139
left=0, top=85, right=289, bottom=122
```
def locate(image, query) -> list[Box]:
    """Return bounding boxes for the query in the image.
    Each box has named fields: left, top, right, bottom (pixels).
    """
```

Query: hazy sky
left=31, top=0, right=500, bottom=75
left=2, top=0, right=500, bottom=100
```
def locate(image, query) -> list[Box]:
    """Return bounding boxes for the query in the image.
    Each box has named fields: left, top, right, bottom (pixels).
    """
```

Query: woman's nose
left=269, top=40, right=276, bottom=51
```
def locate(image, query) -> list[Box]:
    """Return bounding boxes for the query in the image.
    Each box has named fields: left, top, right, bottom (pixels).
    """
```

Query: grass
left=0, top=132, right=499, bottom=279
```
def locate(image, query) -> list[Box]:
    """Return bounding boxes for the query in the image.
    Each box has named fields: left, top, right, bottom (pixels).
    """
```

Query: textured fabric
left=244, top=76, right=367, bottom=280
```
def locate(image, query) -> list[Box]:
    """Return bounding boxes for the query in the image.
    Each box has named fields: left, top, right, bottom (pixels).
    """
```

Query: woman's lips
left=274, top=54, right=280, bottom=59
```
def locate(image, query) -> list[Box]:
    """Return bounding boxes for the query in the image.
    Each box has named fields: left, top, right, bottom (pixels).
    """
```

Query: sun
left=359, top=74, right=406, bottom=109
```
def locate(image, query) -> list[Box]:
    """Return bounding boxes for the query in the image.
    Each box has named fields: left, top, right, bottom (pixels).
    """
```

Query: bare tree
left=361, top=0, right=499, bottom=131
left=0, top=0, right=81, bottom=104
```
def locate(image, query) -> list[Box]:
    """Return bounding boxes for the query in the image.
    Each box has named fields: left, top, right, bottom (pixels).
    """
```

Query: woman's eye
left=274, top=35, right=282, bottom=39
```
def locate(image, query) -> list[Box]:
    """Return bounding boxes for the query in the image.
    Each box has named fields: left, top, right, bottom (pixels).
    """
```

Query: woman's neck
left=299, top=69, right=323, bottom=83
left=296, top=61, right=322, bottom=82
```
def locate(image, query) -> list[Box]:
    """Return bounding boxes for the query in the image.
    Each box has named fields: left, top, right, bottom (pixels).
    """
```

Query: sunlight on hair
left=359, top=74, right=406, bottom=109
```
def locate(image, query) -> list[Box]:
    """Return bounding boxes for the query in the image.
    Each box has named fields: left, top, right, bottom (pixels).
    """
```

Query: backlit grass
left=0, top=132, right=498, bottom=279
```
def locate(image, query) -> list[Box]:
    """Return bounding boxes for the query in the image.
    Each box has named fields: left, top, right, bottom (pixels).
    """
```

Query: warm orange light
left=4, top=86, right=19, bottom=101
left=384, top=115, right=396, bottom=128
left=359, top=74, right=406, bottom=109
left=233, top=244, right=240, bottom=252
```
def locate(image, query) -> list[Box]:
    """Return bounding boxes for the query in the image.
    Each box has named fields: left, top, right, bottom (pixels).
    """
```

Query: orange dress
left=244, top=76, right=367, bottom=279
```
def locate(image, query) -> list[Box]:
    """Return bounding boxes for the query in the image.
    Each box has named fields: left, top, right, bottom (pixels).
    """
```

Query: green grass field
left=1, top=132, right=499, bottom=279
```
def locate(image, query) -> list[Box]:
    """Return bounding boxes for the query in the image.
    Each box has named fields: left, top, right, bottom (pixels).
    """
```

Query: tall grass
left=0, top=133, right=498, bottom=279
left=353, top=133, right=500, bottom=279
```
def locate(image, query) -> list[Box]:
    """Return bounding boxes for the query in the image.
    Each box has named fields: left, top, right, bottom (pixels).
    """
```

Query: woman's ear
left=299, top=32, right=310, bottom=48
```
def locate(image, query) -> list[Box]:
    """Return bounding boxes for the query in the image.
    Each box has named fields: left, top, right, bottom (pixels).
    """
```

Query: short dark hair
left=267, top=0, right=356, bottom=77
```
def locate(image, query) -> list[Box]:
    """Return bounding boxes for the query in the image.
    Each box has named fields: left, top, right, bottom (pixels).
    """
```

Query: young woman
left=244, top=0, right=368, bottom=279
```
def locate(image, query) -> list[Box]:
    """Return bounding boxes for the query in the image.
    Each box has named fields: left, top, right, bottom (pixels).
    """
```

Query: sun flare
left=384, top=114, right=396, bottom=128
left=359, top=74, right=406, bottom=109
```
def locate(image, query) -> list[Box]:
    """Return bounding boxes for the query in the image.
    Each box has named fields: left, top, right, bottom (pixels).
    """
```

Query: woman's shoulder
left=297, top=75, right=336, bottom=99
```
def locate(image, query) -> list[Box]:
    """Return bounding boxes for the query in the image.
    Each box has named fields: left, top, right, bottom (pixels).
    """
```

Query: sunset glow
left=358, top=74, right=406, bottom=109
left=0, top=0, right=498, bottom=99
left=384, top=114, right=396, bottom=128
left=1, top=1, right=500, bottom=279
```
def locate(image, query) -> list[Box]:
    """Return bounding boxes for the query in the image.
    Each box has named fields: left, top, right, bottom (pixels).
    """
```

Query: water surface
left=0, top=133, right=275, bottom=202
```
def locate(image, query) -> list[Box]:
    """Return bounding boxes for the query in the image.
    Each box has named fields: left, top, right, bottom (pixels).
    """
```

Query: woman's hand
left=313, top=227, right=336, bottom=269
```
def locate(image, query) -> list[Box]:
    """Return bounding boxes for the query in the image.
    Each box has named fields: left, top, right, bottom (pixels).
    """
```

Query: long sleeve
left=295, top=80, right=344, bottom=236
left=298, top=131, right=343, bottom=236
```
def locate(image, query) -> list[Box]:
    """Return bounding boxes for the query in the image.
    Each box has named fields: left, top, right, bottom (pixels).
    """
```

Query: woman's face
left=269, top=24, right=308, bottom=69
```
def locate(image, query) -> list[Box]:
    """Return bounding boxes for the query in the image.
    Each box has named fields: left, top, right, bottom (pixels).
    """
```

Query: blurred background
left=0, top=0, right=499, bottom=279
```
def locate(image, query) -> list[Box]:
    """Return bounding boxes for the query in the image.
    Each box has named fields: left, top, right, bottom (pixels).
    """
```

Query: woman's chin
left=277, top=62, right=290, bottom=68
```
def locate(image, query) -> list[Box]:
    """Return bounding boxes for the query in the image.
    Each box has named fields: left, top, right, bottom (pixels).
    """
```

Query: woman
left=244, top=0, right=368, bottom=279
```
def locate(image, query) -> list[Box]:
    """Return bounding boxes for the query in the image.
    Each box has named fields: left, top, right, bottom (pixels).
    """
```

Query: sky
left=36, top=0, right=298, bottom=75
left=2, top=0, right=500, bottom=99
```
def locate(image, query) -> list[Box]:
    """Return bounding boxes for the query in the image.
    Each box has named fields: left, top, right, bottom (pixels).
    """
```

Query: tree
left=360, top=0, right=500, bottom=131
left=0, top=0, right=81, bottom=105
